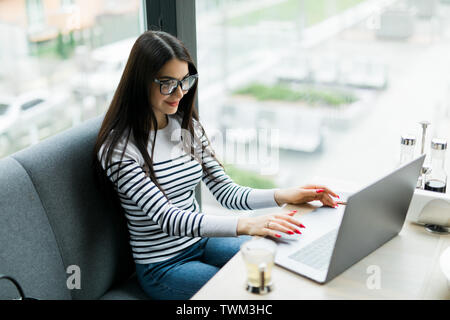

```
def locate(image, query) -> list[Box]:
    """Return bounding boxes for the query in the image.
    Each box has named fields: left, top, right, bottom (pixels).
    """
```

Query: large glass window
left=0, top=0, right=143, bottom=157
left=196, top=0, right=450, bottom=209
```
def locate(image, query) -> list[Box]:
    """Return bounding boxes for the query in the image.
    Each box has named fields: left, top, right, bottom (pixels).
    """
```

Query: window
left=21, top=98, right=44, bottom=111
left=0, top=0, right=144, bottom=157
left=26, top=0, right=45, bottom=29
left=61, top=0, right=74, bottom=8
left=196, top=0, right=450, bottom=208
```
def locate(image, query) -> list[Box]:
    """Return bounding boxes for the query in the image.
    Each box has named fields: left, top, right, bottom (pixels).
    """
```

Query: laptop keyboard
left=288, top=229, right=338, bottom=271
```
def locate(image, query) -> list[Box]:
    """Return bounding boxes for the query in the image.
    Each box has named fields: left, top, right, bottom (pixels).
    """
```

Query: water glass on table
left=240, top=238, right=277, bottom=294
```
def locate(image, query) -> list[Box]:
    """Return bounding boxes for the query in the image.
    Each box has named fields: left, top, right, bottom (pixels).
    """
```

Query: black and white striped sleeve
left=100, top=142, right=239, bottom=238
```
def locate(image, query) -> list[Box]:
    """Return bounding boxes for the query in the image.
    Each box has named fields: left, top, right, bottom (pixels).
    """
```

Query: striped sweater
left=99, top=115, right=279, bottom=264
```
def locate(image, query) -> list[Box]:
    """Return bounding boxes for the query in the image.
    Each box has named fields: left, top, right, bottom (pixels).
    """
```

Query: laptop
left=275, top=154, right=425, bottom=283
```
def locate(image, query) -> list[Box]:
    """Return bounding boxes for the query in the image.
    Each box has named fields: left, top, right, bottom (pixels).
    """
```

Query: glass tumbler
left=240, top=238, right=277, bottom=294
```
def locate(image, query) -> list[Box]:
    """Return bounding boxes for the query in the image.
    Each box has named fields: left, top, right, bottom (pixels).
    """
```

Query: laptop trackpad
left=275, top=205, right=345, bottom=253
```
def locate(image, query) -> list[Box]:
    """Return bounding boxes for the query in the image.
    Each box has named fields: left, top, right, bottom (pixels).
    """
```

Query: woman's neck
left=154, top=114, right=168, bottom=130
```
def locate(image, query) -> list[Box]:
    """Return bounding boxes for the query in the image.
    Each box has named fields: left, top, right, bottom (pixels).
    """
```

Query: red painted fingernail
left=287, top=231, right=294, bottom=235
left=300, top=224, right=306, bottom=228
left=275, top=234, right=281, bottom=238
left=316, top=189, right=324, bottom=193
left=291, top=210, right=297, bottom=213
left=294, top=229, right=302, bottom=234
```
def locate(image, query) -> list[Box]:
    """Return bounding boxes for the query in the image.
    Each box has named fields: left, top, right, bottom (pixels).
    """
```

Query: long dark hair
left=93, top=30, right=220, bottom=200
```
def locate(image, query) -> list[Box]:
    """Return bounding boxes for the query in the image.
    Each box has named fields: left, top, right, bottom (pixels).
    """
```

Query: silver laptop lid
left=325, top=154, right=425, bottom=282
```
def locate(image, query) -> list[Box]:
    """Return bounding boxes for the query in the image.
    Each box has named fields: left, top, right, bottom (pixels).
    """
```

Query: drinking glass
left=240, top=238, right=277, bottom=294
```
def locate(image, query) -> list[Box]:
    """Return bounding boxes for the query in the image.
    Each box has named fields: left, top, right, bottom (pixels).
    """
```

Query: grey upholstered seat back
left=0, top=156, right=71, bottom=299
left=1, top=116, right=134, bottom=299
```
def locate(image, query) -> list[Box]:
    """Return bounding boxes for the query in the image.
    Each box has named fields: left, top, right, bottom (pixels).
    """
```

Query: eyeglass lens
left=160, top=75, right=197, bottom=94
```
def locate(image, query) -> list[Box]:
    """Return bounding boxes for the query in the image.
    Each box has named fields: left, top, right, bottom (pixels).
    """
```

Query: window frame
left=143, top=0, right=202, bottom=206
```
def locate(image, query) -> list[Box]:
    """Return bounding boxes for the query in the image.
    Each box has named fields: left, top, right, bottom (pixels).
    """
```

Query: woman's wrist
left=237, top=217, right=250, bottom=236
left=274, top=189, right=288, bottom=206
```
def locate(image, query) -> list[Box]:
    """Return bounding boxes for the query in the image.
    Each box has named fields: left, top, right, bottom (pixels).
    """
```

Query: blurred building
left=0, top=0, right=139, bottom=56
left=0, top=0, right=140, bottom=93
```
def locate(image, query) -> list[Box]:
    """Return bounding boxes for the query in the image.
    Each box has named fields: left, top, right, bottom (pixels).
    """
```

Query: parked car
left=0, top=95, right=19, bottom=134
left=0, top=90, right=68, bottom=156
left=0, top=95, right=18, bottom=155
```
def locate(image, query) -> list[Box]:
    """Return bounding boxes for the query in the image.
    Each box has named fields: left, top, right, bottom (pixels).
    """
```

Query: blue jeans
left=135, top=236, right=250, bottom=300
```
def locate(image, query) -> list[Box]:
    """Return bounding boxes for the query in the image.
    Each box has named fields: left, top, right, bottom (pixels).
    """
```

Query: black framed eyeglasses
left=153, top=74, right=198, bottom=95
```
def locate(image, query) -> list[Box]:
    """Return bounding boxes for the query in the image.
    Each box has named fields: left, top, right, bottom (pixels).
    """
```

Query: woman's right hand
left=237, top=210, right=304, bottom=239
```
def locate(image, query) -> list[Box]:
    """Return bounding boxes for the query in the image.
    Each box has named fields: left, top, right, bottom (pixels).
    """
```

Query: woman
left=93, top=30, right=339, bottom=300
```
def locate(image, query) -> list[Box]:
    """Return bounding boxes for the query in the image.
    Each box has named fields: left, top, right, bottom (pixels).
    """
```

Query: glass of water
left=240, top=238, right=277, bottom=294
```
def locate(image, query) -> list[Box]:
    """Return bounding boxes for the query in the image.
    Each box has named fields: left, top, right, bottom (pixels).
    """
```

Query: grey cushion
left=0, top=116, right=146, bottom=299
left=100, top=274, right=149, bottom=300
left=0, top=157, right=70, bottom=299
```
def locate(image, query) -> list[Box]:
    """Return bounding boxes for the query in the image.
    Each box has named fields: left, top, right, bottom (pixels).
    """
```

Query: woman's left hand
left=274, top=185, right=340, bottom=208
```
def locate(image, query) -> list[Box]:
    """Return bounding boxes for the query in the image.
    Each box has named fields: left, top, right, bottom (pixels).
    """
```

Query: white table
left=193, top=203, right=450, bottom=300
